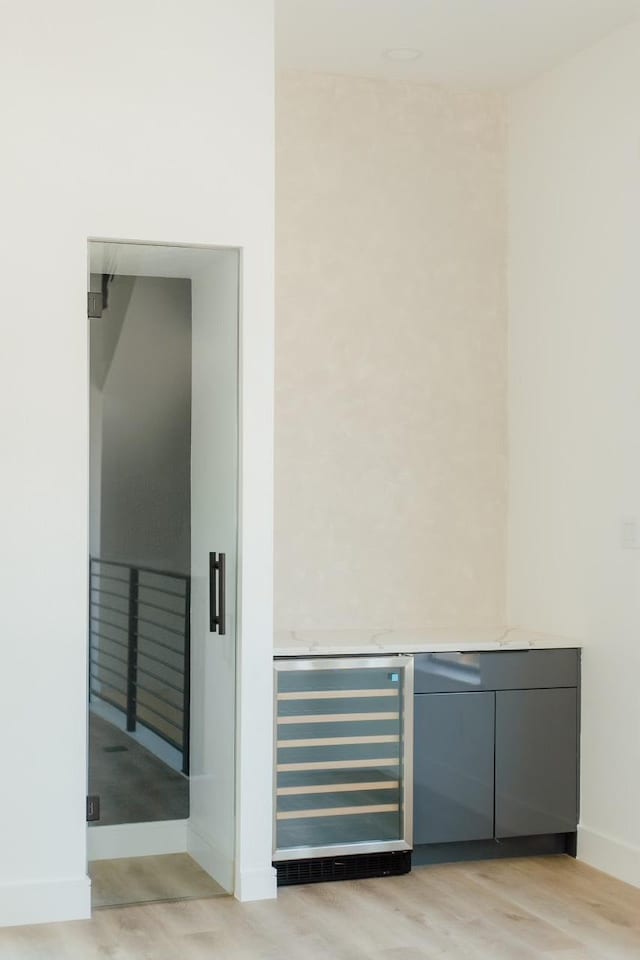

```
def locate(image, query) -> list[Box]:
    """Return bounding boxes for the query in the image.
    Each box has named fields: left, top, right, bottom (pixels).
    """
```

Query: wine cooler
left=273, top=655, right=414, bottom=878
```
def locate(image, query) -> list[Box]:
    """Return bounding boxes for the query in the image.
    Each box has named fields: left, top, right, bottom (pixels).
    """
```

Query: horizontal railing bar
left=139, top=567, right=189, bottom=582
left=278, top=689, right=399, bottom=701
left=90, top=658, right=127, bottom=683
left=90, top=600, right=129, bottom=619
left=136, top=685, right=183, bottom=713
left=136, top=665, right=184, bottom=695
left=91, top=603, right=186, bottom=638
left=278, top=735, right=400, bottom=748
left=136, top=597, right=186, bottom=619
left=90, top=572, right=130, bottom=586
left=90, top=614, right=128, bottom=635
left=136, top=708, right=182, bottom=734
left=277, top=803, right=399, bottom=821
left=90, top=586, right=130, bottom=603
left=91, top=559, right=131, bottom=570
left=91, top=557, right=189, bottom=582
left=90, top=689, right=126, bottom=713
left=137, top=583, right=188, bottom=601
left=277, top=781, right=399, bottom=796
left=135, top=699, right=182, bottom=732
left=91, top=646, right=128, bottom=668
left=138, top=649, right=183, bottom=674
left=136, top=680, right=183, bottom=710
left=278, top=712, right=399, bottom=724
left=134, top=615, right=184, bottom=638
left=89, top=671, right=126, bottom=695
left=89, top=629, right=128, bottom=651
left=135, top=716, right=182, bottom=752
left=136, top=631, right=183, bottom=657
left=277, top=758, right=399, bottom=772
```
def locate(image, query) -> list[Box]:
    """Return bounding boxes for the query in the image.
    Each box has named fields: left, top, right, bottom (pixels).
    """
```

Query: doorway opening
left=87, top=240, right=239, bottom=909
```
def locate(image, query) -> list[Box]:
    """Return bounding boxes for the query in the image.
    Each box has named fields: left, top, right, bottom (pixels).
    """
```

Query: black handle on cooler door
left=209, top=552, right=226, bottom=635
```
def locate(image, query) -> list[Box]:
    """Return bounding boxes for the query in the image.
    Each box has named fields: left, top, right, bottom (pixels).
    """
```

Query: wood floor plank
left=89, top=853, right=225, bottom=908
left=0, top=856, right=639, bottom=959
left=459, top=857, right=640, bottom=957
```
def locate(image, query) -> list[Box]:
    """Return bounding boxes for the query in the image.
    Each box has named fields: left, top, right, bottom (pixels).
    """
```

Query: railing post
left=126, top=566, right=139, bottom=732
left=181, top=577, right=191, bottom=775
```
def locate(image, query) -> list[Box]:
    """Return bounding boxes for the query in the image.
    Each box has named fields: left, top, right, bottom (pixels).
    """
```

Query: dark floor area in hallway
left=89, top=713, right=189, bottom=825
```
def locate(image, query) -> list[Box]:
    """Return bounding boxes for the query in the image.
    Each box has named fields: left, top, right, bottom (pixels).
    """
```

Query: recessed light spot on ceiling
left=384, top=48, right=423, bottom=62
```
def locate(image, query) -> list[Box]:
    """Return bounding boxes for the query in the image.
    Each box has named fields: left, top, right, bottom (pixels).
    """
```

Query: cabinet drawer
left=414, top=650, right=579, bottom=694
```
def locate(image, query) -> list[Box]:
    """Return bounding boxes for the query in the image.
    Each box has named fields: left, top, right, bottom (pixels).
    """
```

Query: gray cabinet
left=414, top=650, right=580, bottom=850
left=495, top=688, right=578, bottom=838
left=414, top=693, right=494, bottom=844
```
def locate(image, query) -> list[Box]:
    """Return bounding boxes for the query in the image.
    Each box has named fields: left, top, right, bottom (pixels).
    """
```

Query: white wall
left=0, top=0, right=274, bottom=926
left=509, top=20, right=640, bottom=886
left=276, top=72, right=508, bottom=631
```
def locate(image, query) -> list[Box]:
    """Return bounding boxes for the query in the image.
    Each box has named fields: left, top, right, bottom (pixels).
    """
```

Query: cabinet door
left=414, top=692, right=494, bottom=844
left=495, top=688, right=578, bottom=838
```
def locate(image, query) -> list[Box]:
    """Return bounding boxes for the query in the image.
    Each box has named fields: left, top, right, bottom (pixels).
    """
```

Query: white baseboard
left=0, top=876, right=91, bottom=928
left=578, top=825, right=640, bottom=888
left=187, top=825, right=234, bottom=893
left=234, top=866, right=278, bottom=902
left=88, top=820, right=188, bottom=861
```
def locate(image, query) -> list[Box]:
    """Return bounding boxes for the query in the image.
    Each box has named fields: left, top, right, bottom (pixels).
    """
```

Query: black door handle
left=209, top=552, right=226, bottom=635
left=217, top=552, right=226, bottom=636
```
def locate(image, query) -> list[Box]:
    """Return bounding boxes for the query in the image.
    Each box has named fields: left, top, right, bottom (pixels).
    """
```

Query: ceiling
left=276, top=0, right=640, bottom=90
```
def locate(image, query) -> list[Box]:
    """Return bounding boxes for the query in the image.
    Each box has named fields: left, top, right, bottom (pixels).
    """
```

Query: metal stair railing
left=88, top=556, right=191, bottom=774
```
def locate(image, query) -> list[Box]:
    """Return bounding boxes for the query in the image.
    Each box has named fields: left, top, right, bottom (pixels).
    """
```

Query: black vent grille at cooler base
left=275, top=851, right=411, bottom=886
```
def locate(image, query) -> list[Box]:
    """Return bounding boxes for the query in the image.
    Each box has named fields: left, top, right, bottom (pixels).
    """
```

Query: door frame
left=85, top=237, right=277, bottom=903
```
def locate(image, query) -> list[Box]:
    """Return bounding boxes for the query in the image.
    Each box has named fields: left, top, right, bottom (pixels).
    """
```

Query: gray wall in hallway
left=94, top=275, right=192, bottom=575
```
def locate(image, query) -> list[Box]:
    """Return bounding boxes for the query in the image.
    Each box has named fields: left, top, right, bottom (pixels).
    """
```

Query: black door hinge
left=86, top=795, right=101, bottom=822
left=87, top=291, right=103, bottom=319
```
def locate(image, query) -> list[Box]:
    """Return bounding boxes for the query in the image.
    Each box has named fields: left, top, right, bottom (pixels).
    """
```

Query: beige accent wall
left=276, top=71, right=507, bottom=631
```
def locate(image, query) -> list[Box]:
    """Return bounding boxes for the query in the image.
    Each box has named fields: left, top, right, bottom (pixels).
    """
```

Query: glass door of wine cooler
left=273, top=656, right=414, bottom=861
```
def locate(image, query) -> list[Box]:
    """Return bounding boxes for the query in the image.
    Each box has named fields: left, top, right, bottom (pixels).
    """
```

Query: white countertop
left=273, top=627, right=581, bottom=657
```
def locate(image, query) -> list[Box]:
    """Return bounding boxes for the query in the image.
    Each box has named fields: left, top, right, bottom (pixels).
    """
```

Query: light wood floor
left=89, top=854, right=226, bottom=908
left=2, top=856, right=640, bottom=959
